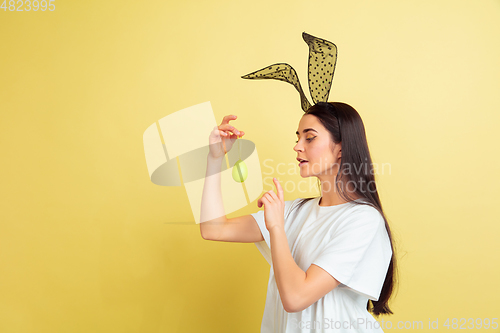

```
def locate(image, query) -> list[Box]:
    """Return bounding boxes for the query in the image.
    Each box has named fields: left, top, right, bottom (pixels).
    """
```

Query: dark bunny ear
left=302, top=32, right=338, bottom=104
left=241, top=63, right=312, bottom=112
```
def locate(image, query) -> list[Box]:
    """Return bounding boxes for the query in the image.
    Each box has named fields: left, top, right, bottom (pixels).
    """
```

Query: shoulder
left=349, top=202, right=382, bottom=216
left=341, top=202, right=384, bottom=230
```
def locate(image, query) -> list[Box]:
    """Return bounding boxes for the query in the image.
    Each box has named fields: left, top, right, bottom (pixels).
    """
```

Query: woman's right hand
left=208, top=115, right=245, bottom=159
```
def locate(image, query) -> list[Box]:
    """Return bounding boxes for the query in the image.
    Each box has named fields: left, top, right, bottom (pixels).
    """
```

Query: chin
left=300, top=170, right=312, bottom=178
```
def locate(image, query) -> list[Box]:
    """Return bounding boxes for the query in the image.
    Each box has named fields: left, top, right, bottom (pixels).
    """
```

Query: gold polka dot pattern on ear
left=241, top=32, right=338, bottom=112
left=302, top=32, right=337, bottom=105
left=241, top=63, right=312, bottom=112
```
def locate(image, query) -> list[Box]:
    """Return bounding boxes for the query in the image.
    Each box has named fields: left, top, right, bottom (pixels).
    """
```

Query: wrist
left=207, top=154, right=224, bottom=163
left=268, top=224, right=284, bottom=233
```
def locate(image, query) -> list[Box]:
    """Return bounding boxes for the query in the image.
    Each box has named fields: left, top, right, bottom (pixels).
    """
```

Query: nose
left=293, top=141, right=303, bottom=153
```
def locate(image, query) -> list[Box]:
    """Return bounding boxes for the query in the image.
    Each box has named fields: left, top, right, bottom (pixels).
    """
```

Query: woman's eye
left=295, top=137, right=315, bottom=143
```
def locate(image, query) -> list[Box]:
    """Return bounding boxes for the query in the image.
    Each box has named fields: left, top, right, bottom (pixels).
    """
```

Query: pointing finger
left=273, top=178, right=284, bottom=202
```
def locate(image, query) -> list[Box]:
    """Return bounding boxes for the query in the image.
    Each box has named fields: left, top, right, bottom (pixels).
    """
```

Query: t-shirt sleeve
left=311, top=206, right=393, bottom=301
left=251, top=200, right=295, bottom=265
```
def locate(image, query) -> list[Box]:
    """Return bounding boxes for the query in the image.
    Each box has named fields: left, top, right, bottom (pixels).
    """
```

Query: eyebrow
left=296, top=128, right=318, bottom=135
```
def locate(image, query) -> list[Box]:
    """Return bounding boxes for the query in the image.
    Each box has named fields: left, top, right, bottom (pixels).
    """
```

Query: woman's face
left=293, top=114, right=341, bottom=180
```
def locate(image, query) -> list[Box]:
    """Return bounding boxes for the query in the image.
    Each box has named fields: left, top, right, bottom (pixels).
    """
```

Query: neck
left=318, top=177, right=349, bottom=206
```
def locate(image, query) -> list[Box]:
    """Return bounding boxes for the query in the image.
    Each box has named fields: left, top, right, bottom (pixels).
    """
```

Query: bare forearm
left=269, top=226, right=306, bottom=312
left=199, top=155, right=227, bottom=238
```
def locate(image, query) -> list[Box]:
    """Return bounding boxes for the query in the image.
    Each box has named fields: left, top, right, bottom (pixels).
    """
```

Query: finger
left=218, top=124, right=241, bottom=136
left=220, top=115, right=237, bottom=126
left=258, top=196, right=264, bottom=208
left=260, top=195, right=269, bottom=207
left=273, top=178, right=284, bottom=202
left=219, top=129, right=242, bottom=138
left=266, top=190, right=279, bottom=203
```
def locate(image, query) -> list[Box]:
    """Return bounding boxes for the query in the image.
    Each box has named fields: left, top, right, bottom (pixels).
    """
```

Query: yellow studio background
left=1, top=0, right=499, bottom=332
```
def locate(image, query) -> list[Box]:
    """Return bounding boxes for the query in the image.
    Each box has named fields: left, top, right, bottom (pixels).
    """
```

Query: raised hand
left=208, top=115, right=245, bottom=159
left=257, top=178, right=285, bottom=231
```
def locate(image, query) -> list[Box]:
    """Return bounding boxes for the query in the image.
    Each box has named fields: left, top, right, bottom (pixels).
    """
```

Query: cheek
left=308, top=142, right=334, bottom=161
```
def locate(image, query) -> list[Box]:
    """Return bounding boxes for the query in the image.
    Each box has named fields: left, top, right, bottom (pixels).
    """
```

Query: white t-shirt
left=251, top=196, right=392, bottom=333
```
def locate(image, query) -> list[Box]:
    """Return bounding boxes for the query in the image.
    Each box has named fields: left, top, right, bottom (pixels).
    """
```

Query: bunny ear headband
left=241, top=32, right=337, bottom=112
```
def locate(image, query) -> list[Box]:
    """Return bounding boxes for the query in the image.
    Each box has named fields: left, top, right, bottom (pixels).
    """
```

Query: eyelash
left=295, top=137, right=316, bottom=143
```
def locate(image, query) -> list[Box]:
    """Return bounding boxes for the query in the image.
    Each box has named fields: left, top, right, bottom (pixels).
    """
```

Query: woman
left=200, top=101, right=398, bottom=333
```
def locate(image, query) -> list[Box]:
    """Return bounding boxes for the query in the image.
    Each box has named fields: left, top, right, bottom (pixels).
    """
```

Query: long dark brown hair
left=287, top=101, right=399, bottom=316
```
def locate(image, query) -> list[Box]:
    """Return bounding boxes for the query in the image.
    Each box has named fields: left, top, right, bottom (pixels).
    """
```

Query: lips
left=297, top=157, right=308, bottom=166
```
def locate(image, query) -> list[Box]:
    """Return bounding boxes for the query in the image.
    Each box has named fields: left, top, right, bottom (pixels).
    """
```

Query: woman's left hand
left=257, top=178, right=285, bottom=231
